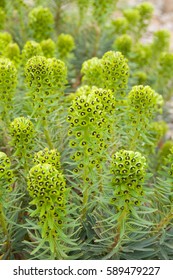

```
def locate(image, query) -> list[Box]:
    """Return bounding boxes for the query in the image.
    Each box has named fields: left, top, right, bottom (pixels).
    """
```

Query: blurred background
left=119, top=0, right=173, bottom=49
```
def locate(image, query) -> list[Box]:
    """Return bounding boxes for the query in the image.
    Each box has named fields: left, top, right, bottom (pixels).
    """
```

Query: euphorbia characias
left=0, top=57, right=17, bottom=122
left=110, top=150, right=147, bottom=212
left=0, top=152, right=14, bottom=236
left=9, top=117, right=35, bottom=159
left=27, top=161, right=67, bottom=254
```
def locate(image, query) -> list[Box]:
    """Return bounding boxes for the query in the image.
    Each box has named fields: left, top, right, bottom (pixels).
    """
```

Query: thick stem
left=104, top=210, right=128, bottom=259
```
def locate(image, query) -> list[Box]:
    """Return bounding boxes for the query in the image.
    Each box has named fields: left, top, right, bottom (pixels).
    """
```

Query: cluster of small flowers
left=27, top=148, right=66, bottom=238
left=33, top=148, right=61, bottom=171
left=40, top=39, right=55, bottom=58
left=24, top=55, right=67, bottom=116
left=28, top=6, right=54, bottom=41
left=67, top=86, right=115, bottom=173
left=0, top=32, right=12, bottom=53
left=127, top=85, right=163, bottom=126
left=56, top=33, right=75, bottom=60
left=21, top=41, right=43, bottom=64
left=110, top=150, right=146, bottom=212
left=0, top=57, right=17, bottom=119
left=113, top=34, right=132, bottom=56
left=101, top=51, right=129, bottom=95
left=9, top=117, right=35, bottom=157
left=0, top=151, right=14, bottom=192
left=81, top=51, right=129, bottom=98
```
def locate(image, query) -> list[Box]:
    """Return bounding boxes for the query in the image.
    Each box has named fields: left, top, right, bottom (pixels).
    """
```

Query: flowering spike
left=110, top=150, right=147, bottom=212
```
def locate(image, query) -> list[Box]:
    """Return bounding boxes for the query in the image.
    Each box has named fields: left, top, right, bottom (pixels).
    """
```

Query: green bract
left=21, top=41, right=43, bottom=64
left=67, top=86, right=115, bottom=176
left=33, top=148, right=61, bottom=171
left=40, top=38, right=55, bottom=58
left=0, top=57, right=17, bottom=120
left=81, top=51, right=129, bottom=97
left=0, top=32, right=12, bottom=53
left=28, top=6, right=54, bottom=41
left=0, top=152, right=14, bottom=193
left=27, top=163, right=66, bottom=240
left=112, top=17, right=128, bottom=35
left=24, top=55, right=67, bottom=117
left=113, top=34, right=132, bottom=56
left=25, top=55, right=67, bottom=91
left=110, top=150, right=147, bottom=211
left=128, top=85, right=163, bottom=121
left=81, top=57, right=102, bottom=88
left=9, top=117, right=35, bottom=158
left=3, top=43, right=20, bottom=67
left=56, top=33, right=75, bottom=60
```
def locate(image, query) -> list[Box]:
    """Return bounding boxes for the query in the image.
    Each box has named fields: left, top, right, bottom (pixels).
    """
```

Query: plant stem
left=155, top=210, right=173, bottom=233
left=0, top=204, right=8, bottom=235
left=42, top=119, right=54, bottom=149
left=104, top=210, right=127, bottom=259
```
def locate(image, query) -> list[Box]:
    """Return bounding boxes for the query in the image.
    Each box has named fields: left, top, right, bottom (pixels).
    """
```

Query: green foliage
left=40, top=38, right=55, bottom=58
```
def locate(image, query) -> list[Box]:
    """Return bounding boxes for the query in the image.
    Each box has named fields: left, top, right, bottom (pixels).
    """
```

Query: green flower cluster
left=127, top=85, right=163, bottom=126
left=81, top=57, right=102, bottom=88
left=3, top=43, right=20, bottom=67
left=0, top=152, right=14, bottom=193
left=27, top=160, right=66, bottom=239
left=101, top=51, right=129, bottom=94
left=113, top=34, right=132, bottom=56
left=110, top=150, right=147, bottom=212
left=28, top=6, right=54, bottom=41
left=0, top=57, right=17, bottom=120
left=112, top=17, right=128, bottom=35
left=24, top=55, right=67, bottom=117
left=56, top=33, right=75, bottom=60
left=0, top=32, right=12, bottom=54
left=9, top=117, right=35, bottom=157
left=21, top=41, right=43, bottom=64
left=151, top=30, right=170, bottom=55
left=67, top=86, right=115, bottom=174
left=33, top=148, right=61, bottom=171
left=40, top=39, right=55, bottom=58
left=81, top=51, right=129, bottom=98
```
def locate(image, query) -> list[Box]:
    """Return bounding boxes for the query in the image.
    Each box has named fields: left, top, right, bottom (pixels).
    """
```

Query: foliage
left=0, top=0, right=173, bottom=260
